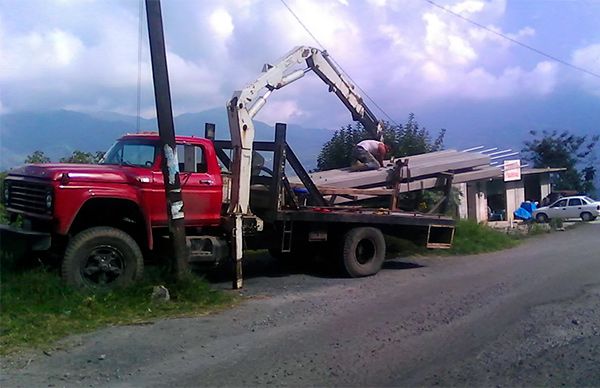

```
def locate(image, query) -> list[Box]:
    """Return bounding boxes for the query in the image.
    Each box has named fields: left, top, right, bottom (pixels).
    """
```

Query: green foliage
left=522, top=130, right=599, bottom=195
left=23, top=150, right=105, bottom=165
left=59, top=150, right=104, bottom=164
left=528, top=223, right=549, bottom=236
left=317, top=123, right=367, bottom=170
left=385, top=220, right=519, bottom=258
left=393, top=113, right=445, bottom=157
left=0, top=267, right=235, bottom=354
left=316, top=113, right=445, bottom=171
left=549, top=217, right=564, bottom=230
left=24, top=150, right=51, bottom=164
left=0, top=171, right=8, bottom=224
left=446, top=220, right=519, bottom=255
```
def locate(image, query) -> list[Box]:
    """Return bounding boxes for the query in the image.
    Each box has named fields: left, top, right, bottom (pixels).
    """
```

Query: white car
left=533, top=195, right=600, bottom=222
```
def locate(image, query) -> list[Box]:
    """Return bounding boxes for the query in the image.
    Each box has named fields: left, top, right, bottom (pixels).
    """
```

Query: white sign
left=504, top=159, right=521, bottom=182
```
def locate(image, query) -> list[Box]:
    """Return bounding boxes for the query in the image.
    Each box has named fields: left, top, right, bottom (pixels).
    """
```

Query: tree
left=317, top=123, right=368, bottom=170
left=24, top=151, right=51, bottom=164
left=59, top=150, right=104, bottom=164
left=394, top=113, right=445, bottom=157
left=316, top=113, right=445, bottom=171
left=522, top=130, right=599, bottom=194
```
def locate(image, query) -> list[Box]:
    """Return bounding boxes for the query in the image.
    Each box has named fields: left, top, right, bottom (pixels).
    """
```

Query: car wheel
left=580, top=212, right=593, bottom=222
left=536, top=213, right=548, bottom=223
left=62, top=227, right=144, bottom=289
left=341, top=227, right=386, bottom=277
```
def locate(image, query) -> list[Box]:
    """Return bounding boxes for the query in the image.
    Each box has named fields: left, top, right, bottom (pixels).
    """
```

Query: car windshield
left=100, top=140, right=157, bottom=168
left=583, top=196, right=596, bottom=203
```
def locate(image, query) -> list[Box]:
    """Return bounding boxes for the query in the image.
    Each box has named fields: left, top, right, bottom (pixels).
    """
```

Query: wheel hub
left=82, top=245, right=125, bottom=285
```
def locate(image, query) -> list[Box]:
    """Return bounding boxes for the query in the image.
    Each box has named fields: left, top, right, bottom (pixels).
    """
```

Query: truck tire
left=341, top=227, right=385, bottom=277
left=62, top=227, right=144, bottom=289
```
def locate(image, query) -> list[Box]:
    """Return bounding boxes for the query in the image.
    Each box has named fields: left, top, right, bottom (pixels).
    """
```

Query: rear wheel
left=341, top=227, right=385, bottom=277
left=536, top=213, right=548, bottom=223
left=581, top=212, right=593, bottom=222
left=62, top=227, right=144, bottom=289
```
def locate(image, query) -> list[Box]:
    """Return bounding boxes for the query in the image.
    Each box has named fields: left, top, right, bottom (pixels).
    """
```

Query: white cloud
left=254, top=99, right=307, bottom=125
left=209, top=8, right=234, bottom=40
left=0, top=0, right=589, bottom=129
left=571, top=43, right=600, bottom=96
left=0, top=28, right=84, bottom=80
left=450, top=0, right=485, bottom=14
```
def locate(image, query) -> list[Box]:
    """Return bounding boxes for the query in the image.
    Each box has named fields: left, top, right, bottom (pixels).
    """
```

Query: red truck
left=1, top=46, right=455, bottom=289
left=1, top=125, right=454, bottom=289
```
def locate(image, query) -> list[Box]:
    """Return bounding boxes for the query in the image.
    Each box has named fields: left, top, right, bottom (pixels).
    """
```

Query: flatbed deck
left=275, top=207, right=454, bottom=226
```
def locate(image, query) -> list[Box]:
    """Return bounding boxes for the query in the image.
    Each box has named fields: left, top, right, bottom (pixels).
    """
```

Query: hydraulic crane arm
left=226, top=46, right=383, bottom=216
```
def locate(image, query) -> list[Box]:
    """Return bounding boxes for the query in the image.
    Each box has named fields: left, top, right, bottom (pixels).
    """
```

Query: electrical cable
left=279, top=0, right=401, bottom=127
left=424, top=0, right=600, bottom=79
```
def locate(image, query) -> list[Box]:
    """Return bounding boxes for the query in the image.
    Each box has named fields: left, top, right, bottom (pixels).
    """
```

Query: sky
left=1, top=0, right=599, bottom=136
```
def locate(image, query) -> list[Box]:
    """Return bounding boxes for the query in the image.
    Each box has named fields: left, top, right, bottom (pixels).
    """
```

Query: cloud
left=209, top=8, right=234, bottom=40
left=571, top=43, right=600, bottom=96
left=0, top=0, right=590, bottom=129
left=254, top=99, right=308, bottom=125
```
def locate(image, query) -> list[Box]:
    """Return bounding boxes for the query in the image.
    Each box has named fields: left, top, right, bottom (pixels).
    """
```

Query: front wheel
left=536, top=213, right=548, bottom=223
left=62, top=227, right=144, bottom=289
left=341, top=227, right=386, bottom=277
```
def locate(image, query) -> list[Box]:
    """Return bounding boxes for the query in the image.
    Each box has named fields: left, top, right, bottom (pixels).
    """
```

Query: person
left=351, top=139, right=390, bottom=171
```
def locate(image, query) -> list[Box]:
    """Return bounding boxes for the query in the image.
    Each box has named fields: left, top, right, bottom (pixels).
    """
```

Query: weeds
left=0, top=266, right=235, bottom=355
left=447, top=220, right=520, bottom=255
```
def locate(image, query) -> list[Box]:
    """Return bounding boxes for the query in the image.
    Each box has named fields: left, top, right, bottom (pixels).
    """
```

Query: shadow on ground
left=199, top=251, right=426, bottom=285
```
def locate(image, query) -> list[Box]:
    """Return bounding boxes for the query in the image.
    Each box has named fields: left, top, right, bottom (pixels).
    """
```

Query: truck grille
left=6, top=180, right=51, bottom=215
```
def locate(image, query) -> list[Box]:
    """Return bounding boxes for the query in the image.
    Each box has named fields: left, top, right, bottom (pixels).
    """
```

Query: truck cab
left=2, top=132, right=224, bottom=288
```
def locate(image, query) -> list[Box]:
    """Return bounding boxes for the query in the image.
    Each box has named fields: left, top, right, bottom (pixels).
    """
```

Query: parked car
left=533, top=196, right=600, bottom=222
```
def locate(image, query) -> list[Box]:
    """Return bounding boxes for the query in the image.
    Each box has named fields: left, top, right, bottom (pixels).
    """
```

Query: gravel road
left=2, top=222, right=599, bottom=387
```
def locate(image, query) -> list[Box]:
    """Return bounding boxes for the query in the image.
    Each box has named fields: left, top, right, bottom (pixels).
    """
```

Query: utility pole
left=145, top=0, right=188, bottom=279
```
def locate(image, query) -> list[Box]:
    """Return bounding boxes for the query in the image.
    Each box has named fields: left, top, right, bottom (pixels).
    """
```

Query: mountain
left=418, top=89, right=600, bottom=152
left=0, top=108, right=332, bottom=171
left=1, top=97, right=598, bottom=192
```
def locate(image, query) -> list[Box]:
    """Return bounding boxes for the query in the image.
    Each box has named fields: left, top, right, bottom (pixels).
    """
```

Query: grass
left=0, top=219, right=531, bottom=355
left=0, top=265, right=236, bottom=355
left=386, top=219, right=520, bottom=258
left=446, top=220, right=520, bottom=255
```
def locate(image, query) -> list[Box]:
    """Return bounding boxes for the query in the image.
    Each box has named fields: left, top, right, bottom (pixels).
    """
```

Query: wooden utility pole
left=145, top=0, right=188, bottom=279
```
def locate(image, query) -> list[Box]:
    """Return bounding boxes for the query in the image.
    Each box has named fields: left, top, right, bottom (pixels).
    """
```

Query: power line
left=424, top=0, right=600, bottom=79
left=279, top=0, right=401, bottom=127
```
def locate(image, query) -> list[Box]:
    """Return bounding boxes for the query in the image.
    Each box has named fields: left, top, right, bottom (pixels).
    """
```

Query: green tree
left=522, top=130, right=599, bottom=194
left=317, top=123, right=368, bottom=170
left=316, top=113, right=445, bottom=171
left=59, top=150, right=104, bottom=164
left=394, top=113, right=445, bottom=157
left=24, top=151, right=51, bottom=164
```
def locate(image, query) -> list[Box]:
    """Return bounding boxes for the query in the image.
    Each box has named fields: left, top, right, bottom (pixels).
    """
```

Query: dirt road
left=2, top=223, right=599, bottom=387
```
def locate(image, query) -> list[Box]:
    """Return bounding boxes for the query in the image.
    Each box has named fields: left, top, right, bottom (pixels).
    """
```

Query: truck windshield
left=100, top=141, right=157, bottom=168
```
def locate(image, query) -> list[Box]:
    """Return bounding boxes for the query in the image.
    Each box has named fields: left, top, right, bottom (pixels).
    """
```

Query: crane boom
left=226, top=46, right=383, bottom=216
left=226, top=46, right=384, bottom=289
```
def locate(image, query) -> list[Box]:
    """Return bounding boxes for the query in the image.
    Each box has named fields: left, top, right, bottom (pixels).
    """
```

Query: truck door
left=176, top=143, right=222, bottom=225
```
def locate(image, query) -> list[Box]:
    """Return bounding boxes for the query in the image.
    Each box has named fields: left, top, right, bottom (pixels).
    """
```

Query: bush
left=549, top=217, right=564, bottom=230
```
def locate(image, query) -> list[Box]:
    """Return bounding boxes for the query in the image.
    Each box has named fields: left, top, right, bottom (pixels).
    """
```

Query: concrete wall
left=505, top=180, right=525, bottom=222
left=540, top=174, right=551, bottom=200
left=466, top=181, right=488, bottom=223
left=454, top=182, right=468, bottom=219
